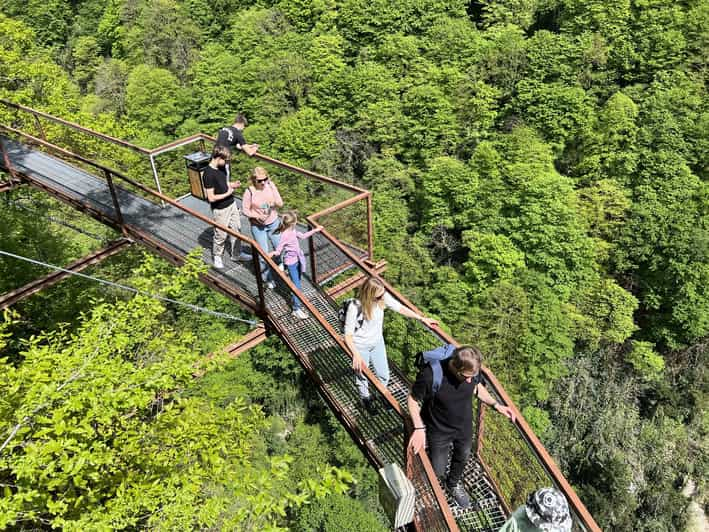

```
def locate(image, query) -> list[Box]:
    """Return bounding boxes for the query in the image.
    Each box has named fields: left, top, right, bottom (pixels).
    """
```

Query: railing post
left=104, top=169, right=125, bottom=231
left=366, top=192, right=374, bottom=260
left=148, top=154, right=166, bottom=208
left=308, top=223, right=318, bottom=285
left=475, top=399, right=486, bottom=458
left=33, top=114, right=46, bottom=141
left=0, top=137, right=18, bottom=182
left=252, top=249, right=267, bottom=316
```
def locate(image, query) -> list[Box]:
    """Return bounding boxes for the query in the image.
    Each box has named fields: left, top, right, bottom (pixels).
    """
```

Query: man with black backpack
left=407, top=344, right=515, bottom=509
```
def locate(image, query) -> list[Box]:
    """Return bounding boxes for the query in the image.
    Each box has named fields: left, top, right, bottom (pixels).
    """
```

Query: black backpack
left=338, top=298, right=364, bottom=333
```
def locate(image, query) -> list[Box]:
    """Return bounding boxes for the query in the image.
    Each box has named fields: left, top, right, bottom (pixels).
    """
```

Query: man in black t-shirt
left=215, top=114, right=259, bottom=157
left=203, top=145, right=247, bottom=269
left=215, top=114, right=258, bottom=184
left=407, top=345, right=515, bottom=509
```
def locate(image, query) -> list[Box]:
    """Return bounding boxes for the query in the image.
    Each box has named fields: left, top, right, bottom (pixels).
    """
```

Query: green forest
left=0, top=0, right=707, bottom=530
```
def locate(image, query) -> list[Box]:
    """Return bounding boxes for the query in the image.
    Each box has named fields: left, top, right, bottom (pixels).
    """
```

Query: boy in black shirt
left=203, top=145, right=247, bottom=268
left=215, top=114, right=259, bottom=158
left=407, top=344, right=515, bottom=509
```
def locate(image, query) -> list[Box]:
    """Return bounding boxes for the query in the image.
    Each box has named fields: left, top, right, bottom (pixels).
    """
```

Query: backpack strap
left=424, top=343, right=456, bottom=394
left=352, top=299, right=364, bottom=331
left=431, top=362, right=444, bottom=394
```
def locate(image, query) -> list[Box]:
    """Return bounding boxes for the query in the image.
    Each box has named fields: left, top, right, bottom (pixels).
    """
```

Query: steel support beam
left=0, top=178, right=22, bottom=193
left=193, top=324, right=268, bottom=377
left=325, top=260, right=388, bottom=299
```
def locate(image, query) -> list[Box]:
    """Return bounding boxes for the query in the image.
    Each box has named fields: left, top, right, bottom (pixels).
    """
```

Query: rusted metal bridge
left=0, top=100, right=600, bottom=532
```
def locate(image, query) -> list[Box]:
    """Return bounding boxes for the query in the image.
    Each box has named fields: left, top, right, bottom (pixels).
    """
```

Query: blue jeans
left=287, top=262, right=303, bottom=310
left=250, top=218, right=281, bottom=282
left=354, top=338, right=389, bottom=399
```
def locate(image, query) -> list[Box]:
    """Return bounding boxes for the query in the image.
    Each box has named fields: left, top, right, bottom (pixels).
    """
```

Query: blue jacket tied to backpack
left=419, top=343, right=457, bottom=394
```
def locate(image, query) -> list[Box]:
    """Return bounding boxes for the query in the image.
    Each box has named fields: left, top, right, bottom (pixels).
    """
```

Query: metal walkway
left=0, top=135, right=507, bottom=531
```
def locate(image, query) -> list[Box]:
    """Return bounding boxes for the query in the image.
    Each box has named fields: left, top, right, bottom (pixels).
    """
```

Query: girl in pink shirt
left=269, top=211, right=322, bottom=319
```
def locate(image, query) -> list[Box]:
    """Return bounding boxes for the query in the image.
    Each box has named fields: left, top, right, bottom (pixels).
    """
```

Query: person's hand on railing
left=419, top=316, right=438, bottom=328
left=494, top=403, right=516, bottom=423
left=244, top=144, right=259, bottom=156
left=407, top=426, right=426, bottom=454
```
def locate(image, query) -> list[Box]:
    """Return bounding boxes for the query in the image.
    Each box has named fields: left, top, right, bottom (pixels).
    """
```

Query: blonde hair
left=250, top=166, right=269, bottom=183
left=276, top=210, right=298, bottom=233
left=358, top=277, right=386, bottom=321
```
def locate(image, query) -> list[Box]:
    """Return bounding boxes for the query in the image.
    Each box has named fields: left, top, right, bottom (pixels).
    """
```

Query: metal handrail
left=148, top=131, right=368, bottom=194
left=0, top=100, right=373, bottom=251
left=0, top=99, right=151, bottom=155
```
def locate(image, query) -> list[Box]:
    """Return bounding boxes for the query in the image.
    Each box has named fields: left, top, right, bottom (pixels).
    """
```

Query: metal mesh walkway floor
left=1, top=136, right=507, bottom=531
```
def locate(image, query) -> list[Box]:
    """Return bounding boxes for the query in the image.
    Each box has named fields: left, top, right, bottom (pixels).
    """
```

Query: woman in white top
left=344, top=277, right=438, bottom=412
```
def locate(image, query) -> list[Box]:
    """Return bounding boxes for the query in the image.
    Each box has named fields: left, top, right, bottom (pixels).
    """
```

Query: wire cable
left=4, top=197, right=106, bottom=241
left=0, top=249, right=259, bottom=326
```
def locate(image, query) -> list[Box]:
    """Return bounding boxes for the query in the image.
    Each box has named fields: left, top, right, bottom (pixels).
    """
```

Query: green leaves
left=462, top=231, right=524, bottom=290
left=2, top=1, right=708, bottom=528
left=271, top=107, right=335, bottom=165
left=625, top=340, right=664, bottom=381
left=0, top=256, right=354, bottom=530
left=125, top=64, right=185, bottom=138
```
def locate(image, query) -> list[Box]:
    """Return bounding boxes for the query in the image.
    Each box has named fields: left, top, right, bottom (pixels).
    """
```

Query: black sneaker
left=361, top=396, right=378, bottom=415
left=446, top=481, right=471, bottom=509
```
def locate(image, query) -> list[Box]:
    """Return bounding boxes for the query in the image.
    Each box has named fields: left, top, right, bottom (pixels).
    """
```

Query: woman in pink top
left=242, top=167, right=284, bottom=288
left=269, top=211, right=322, bottom=319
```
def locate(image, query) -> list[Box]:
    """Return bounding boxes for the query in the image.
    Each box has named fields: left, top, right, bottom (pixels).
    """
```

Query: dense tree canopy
left=1, top=0, right=708, bottom=529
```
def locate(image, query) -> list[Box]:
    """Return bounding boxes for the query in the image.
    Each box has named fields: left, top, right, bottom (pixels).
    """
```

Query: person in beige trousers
left=203, top=145, right=248, bottom=268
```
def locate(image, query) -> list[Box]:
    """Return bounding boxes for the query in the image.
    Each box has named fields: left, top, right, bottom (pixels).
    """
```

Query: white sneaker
left=213, top=256, right=224, bottom=269
left=266, top=280, right=276, bottom=289
left=292, top=308, right=308, bottom=320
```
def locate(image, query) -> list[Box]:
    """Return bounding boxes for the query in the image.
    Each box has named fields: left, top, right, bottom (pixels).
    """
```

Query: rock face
left=682, top=479, right=708, bottom=532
